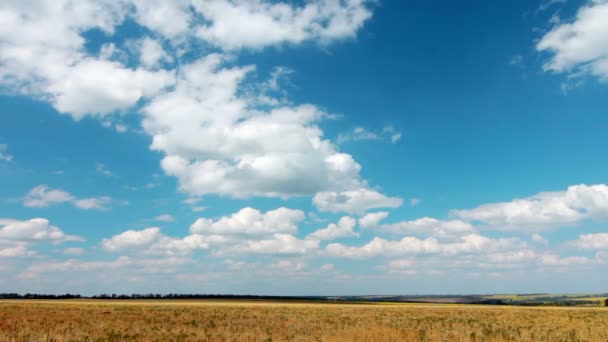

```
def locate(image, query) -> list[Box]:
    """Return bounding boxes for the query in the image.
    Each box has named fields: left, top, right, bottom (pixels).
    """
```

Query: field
left=2, top=300, right=608, bottom=341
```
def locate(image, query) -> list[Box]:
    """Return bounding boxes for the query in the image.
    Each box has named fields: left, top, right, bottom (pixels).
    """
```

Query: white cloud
left=0, top=1, right=376, bottom=200
left=192, top=0, right=372, bottom=50
left=96, top=163, right=113, bottom=176
left=326, top=234, right=525, bottom=259
left=48, top=58, right=173, bottom=117
left=0, top=0, right=174, bottom=118
left=63, top=247, right=84, bottom=255
left=225, top=233, right=319, bottom=255
left=19, top=256, right=189, bottom=279
left=531, top=233, right=549, bottom=246
left=450, top=184, right=608, bottom=231
left=23, top=185, right=112, bottom=210
left=385, top=218, right=475, bottom=239
left=0, top=144, right=13, bottom=162
left=0, top=245, right=35, bottom=257
left=537, top=1, right=608, bottom=81
left=337, top=127, right=380, bottom=144
left=307, top=216, right=358, bottom=241
left=130, top=0, right=192, bottom=39
left=190, top=207, right=305, bottom=236
left=313, top=188, right=403, bottom=214
left=359, top=211, right=389, bottom=229
left=154, top=214, right=175, bottom=222
left=23, top=185, right=74, bottom=207
left=270, top=260, right=306, bottom=271
left=144, top=54, right=365, bottom=198
left=337, top=126, right=402, bottom=144
left=72, top=196, right=112, bottom=210
left=0, top=218, right=82, bottom=243
left=359, top=212, right=474, bottom=239
left=387, top=259, right=414, bottom=270
left=570, top=233, right=608, bottom=250
left=102, top=227, right=164, bottom=252
left=390, top=133, right=402, bottom=143
left=137, top=37, right=172, bottom=69
left=540, top=253, right=592, bottom=266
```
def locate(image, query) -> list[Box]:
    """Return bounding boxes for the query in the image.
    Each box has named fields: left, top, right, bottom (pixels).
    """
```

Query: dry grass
left=1, top=299, right=608, bottom=341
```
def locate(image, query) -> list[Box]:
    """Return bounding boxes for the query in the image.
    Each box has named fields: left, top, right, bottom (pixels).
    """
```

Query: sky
left=1, top=0, right=608, bottom=295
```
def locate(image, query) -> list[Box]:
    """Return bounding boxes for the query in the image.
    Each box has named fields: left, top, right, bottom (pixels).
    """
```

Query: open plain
left=1, top=300, right=608, bottom=341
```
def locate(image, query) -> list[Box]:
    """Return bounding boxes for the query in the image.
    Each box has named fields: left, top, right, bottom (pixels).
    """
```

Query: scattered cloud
left=307, top=216, right=358, bottom=241
left=537, top=1, right=608, bottom=82
left=0, top=245, right=35, bottom=258
left=537, top=0, right=567, bottom=13
left=313, top=188, right=403, bottom=214
left=154, top=214, right=175, bottom=222
left=569, top=233, right=608, bottom=250
left=0, top=218, right=82, bottom=243
left=326, top=234, right=525, bottom=259
left=63, top=247, right=85, bottom=255
left=360, top=212, right=475, bottom=239
left=450, top=184, right=608, bottom=231
left=23, top=185, right=112, bottom=210
left=337, top=126, right=402, bottom=144
left=96, top=163, right=113, bottom=177
left=540, top=253, right=592, bottom=266
left=531, top=233, right=549, bottom=246
left=190, top=207, right=305, bottom=236
left=192, top=0, right=373, bottom=50
left=358, top=211, right=390, bottom=229
left=0, top=144, right=13, bottom=162
left=224, top=234, right=319, bottom=255
left=101, top=227, right=164, bottom=252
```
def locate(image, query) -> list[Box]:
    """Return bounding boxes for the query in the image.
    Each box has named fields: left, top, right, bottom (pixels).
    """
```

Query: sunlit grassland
left=1, top=300, right=608, bottom=341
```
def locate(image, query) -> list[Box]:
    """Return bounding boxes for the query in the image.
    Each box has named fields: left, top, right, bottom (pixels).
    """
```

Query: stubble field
left=1, top=300, right=608, bottom=341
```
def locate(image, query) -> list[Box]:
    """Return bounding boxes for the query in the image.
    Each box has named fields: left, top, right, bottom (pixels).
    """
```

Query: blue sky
left=1, top=0, right=608, bottom=295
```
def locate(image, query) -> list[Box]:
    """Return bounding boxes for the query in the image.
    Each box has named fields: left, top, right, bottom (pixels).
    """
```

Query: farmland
left=2, top=300, right=608, bottom=341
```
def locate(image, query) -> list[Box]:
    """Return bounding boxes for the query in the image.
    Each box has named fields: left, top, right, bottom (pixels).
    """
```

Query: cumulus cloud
left=137, top=37, right=172, bottom=69
left=569, top=233, right=608, bottom=250
left=192, top=0, right=373, bottom=50
left=313, top=188, right=403, bottom=214
left=101, top=227, right=164, bottom=252
left=537, top=0, right=608, bottom=81
left=0, top=0, right=174, bottom=118
left=0, top=245, right=35, bottom=258
left=224, top=234, right=319, bottom=255
left=450, top=184, right=608, bottom=231
left=0, top=0, right=375, bottom=200
left=0, top=218, right=82, bottom=243
left=190, top=207, right=305, bottom=236
left=24, top=185, right=112, bottom=210
left=326, top=234, right=525, bottom=259
left=307, top=216, right=358, bottom=241
left=540, top=253, right=592, bottom=266
left=101, top=207, right=314, bottom=256
left=145, top=55, right=364, bottom=198
left=360, top=212, right=475, bottom=239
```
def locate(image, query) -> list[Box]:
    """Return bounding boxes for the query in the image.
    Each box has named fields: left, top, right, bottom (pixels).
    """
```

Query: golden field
left=1, top=300, right=608, bottom=341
